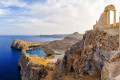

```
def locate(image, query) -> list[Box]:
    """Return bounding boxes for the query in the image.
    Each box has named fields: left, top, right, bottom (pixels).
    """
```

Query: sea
left=0, top=35, right=63, bottom=80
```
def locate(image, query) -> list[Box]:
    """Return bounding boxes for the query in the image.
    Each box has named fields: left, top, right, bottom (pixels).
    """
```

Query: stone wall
left=93, top=12, right=106, bottom=30
left=103, top=26, right=119, bottom=36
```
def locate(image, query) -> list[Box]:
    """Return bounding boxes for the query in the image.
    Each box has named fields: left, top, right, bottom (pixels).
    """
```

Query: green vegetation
left=46, top=54, right=52, bottom=57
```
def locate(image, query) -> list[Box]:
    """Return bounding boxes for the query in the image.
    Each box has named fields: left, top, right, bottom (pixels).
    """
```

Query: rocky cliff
left=53, top=29, right=119, bottom=80
left=11, top=39, right=32, bottom=50
left=102, top=51, right=120, bottom=80
left=19, top=50, right=54, bottom=80
left=11, top=39, right=55, bottom=55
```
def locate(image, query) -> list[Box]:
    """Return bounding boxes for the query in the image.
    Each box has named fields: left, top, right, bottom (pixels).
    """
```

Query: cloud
left=0, top=0, right=26, bottom=7
left=0, top=9, right=6, bottom=15
left=0, top=0, right=120, bottom=35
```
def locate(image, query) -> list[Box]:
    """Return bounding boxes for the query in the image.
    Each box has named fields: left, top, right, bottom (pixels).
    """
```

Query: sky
left=0, top=0, right=120, bottom=35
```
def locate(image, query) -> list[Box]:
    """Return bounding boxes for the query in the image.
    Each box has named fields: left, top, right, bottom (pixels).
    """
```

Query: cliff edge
left=19, top=50, right=54, bottom=80
left=53, top=29, right=119, bottom=80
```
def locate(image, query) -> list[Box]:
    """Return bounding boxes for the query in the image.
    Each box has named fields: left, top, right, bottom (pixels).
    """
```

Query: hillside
left=47, top=32, right=83, bottom=52
left=53, top=29, right=119, bottom=80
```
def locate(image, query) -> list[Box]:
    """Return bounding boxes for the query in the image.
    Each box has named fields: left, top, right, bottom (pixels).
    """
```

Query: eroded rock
left=102, top=51, right=120, bottom=80
left=19, top=50, right=54, bottom=80
left=53, top=29, right=119, bottom=80
left=11, top=39, right=32, bottom=50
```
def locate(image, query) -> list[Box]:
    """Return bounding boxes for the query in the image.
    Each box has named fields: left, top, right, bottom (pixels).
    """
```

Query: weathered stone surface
left=53, top=29, right=119, bottom=80
left=19, top=50, right=54, bottom=80
left=93, top=12, right=106, bottom=30
left=102, top=51, right=120, bottom=80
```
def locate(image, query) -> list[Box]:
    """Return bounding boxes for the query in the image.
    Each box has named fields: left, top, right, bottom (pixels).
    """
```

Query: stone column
left=108, top=10, right=110, bottom=27
left=105, top=11, right=108, bottom=27
left=114, top=10, right=116, bottom=26
left=117, top=12, right=120, bottom=50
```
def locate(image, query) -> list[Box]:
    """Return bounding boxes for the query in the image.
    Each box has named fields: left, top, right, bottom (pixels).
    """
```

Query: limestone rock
left=102, top=51, right=120, bottom=80
left=19, top=50, right=54, bottom=80
left=53, top=29, right=119, bottom=80
left=11, top=39, right=32, bottom=50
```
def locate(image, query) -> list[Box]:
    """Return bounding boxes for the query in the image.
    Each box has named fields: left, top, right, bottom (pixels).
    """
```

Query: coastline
left=11, top=32, right=83, bottom=80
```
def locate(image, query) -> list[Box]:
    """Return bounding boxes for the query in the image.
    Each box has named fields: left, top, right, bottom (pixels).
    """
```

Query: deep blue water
left=0, top=35, right=63, bottom=80
left=27, top=49, right=46, bottom=57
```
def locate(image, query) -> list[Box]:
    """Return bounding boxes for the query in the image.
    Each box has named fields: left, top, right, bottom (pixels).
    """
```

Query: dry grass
left=25, top=53, right=53, bottom=66
left=63, top=73, right=100, bottom=80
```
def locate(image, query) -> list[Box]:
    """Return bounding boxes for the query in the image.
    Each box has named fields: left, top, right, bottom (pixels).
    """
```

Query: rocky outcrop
left=11, top=39, right=55, bottom=55
left=19, top=50, right=54, bottom=80
left=11, top=39, right=49, bottom=50
left=102, top=51, right=120, bottom=80
left=11, top=39, right=32, bottom=50
left=53, top=29, right=119, bottom=80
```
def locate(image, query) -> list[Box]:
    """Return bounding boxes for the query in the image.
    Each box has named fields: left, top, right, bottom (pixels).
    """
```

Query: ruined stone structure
left=119, top=12, right=120, bottom=48
left=93, top=4, right=120, bottom=36
left=104, top=4, right=116, bottom=27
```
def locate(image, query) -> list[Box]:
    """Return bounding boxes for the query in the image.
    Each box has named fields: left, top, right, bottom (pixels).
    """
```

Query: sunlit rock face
left=11, top=39, right=32, bottom=50
left=102, top=51, right=120, bottom=80
left=53, top=29, right=119, bottom=80
left=19, top=50, right=54, bottom=80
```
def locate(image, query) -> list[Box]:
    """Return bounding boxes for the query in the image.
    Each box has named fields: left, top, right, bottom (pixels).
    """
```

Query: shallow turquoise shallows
left=27, top=48, right=46, bottom=57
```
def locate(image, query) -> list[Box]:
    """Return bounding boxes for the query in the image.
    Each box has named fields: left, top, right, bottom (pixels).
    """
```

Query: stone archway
left=104, top=4, right=116, bottom=27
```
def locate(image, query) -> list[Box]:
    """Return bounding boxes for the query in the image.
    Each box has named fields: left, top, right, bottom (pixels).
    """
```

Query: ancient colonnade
left=104, top=5, right=116, bottom=27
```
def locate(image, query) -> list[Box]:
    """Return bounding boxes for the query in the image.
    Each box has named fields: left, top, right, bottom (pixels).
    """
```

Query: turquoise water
left=0, top=35, right=63, bottom=80
left=27, top=48, right=46, bottom=57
